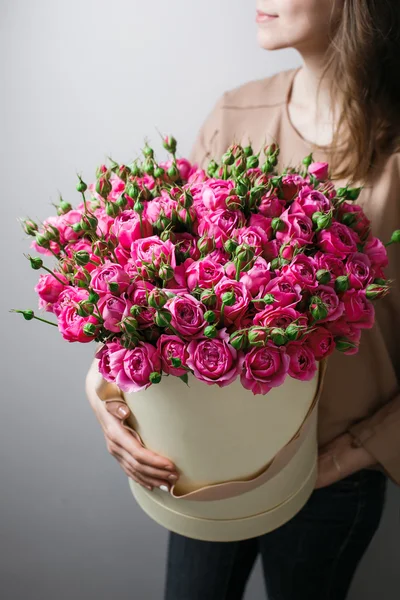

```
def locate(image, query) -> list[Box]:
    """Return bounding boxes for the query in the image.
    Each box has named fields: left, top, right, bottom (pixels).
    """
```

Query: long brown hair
left=321, top=0, right=400, bottom=184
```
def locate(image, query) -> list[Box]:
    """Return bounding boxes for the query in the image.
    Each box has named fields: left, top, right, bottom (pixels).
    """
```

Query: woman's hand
left=315, top=432, right=378, bottom=489
left=85, top=358, right=180, bottom=492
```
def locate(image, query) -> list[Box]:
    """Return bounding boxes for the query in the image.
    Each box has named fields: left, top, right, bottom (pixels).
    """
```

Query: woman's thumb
left=104, top=399, right=131, bottom=420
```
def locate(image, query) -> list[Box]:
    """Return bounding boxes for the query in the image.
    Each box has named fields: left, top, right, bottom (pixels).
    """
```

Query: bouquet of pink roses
left=12, top=138, right=400, bottom=395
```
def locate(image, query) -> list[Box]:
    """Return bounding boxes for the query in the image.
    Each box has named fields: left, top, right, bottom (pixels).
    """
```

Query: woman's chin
left=257, top=31, right=288, bottom=51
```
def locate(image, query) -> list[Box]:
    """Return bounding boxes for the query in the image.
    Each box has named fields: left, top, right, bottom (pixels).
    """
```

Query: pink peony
left=240, top=344, right=290, bottom=395
left=186, top=329, right=241, bottom=387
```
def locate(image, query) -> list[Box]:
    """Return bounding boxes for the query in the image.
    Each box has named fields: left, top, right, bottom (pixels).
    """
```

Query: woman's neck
left=288, top=53, right=341, bottom=147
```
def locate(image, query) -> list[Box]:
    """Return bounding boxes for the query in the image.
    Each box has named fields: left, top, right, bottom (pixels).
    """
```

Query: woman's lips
left=256, top=10, right=279, bottom=23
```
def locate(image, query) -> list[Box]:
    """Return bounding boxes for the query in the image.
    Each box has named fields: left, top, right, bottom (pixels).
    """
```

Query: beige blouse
left=189, top=67, right=400, bottom=485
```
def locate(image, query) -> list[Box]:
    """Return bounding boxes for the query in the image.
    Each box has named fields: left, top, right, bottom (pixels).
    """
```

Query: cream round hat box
left=96, top=357, right=328, bottom=542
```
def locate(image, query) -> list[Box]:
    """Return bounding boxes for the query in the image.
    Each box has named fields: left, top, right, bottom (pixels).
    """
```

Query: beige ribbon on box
left=98, top=358, right=328, bottom=502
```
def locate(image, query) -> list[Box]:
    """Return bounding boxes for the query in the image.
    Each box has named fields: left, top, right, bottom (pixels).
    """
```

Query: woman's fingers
left=104, top=399, right=131, bottom=420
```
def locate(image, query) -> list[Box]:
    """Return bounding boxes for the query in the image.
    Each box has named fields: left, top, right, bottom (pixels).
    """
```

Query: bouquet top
left=14, top=138, right=400, bottom=394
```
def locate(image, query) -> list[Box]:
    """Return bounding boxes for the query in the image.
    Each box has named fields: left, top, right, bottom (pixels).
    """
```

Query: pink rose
left=186, top=329, right=241, bottom=387
left=296, top=187, right=332, bottom=217
left=214, top=277, right=251, bottom=324
left=240, top=257, right=271, bottom=297
left=97, top=293, right=132, bottom=333
left=338, top=202, right=371, bottom=241
left=111, top=342, right=162, bottom=393
left=130, top=236, right=176, bottom=270
left=234, top=224, right=270, bottom=257
left=58, top=209, right=84, bottom=243
left=240, top=344, right=290, bottom=395
left=90, top=262, right=130, bottom=296
left=157, top=334, right=188, bottom=376
left=342, top=289, right=375, bottom=329
left=261, top=275, right=302, bottom=309
left=285, top=342, right=318, bottom=380
left=130, top=280, right=156, bottom=328
left=34, top=273, right=69, bottom=305
left=275, top=203, right=314, bottom=246
left=201, top=179, right=235, bottom=210
left=281, top=254, right=318, bottom=291
left=174, top=232, right=201, bottom=261
left=257, top=190, right=285, bottom=218
left=308, top=161, right=329, bottom=180
left=363, top=237, right=389, bottom=278
left=111, top=210, right=153, bottom=249
left=314, top=251, right=345, bottom=281
left=65, top=240, right=102, bottom=273
left=95, top=339, right=125, bottom=382
left=57, top=289, right=100, bottom=343
left=345, top=252, right=372, bottom=289
left=317, top=222, right=359, bottom=259
left=280, top=174, right=306, bottom=202
left=145, top=191, right=178, bottom=223
left=165, top=293, right=206, bottom=339
left=310, top=285, right=344, bottom=322
left=186, top=257, right=224, bottom=290
left=304, top=326, right=335, bottom=360
left=53, top=286, right=88, bottom=318
left=197, top=209, right=246, bottom=247
left=254, top=305, right=307, bottom=330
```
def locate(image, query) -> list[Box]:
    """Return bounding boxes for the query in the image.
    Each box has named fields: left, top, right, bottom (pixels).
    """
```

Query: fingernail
left=168, top=474, right=178, bottom=481
left=164, top=465, right=174, bottom=471
left=159, top=485, right=170, bottom=493
left=118, top=406, right=129, bottom=418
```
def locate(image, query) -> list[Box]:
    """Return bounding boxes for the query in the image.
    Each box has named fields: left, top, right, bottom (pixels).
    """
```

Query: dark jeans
left=164, top=469, right=388, bottom=600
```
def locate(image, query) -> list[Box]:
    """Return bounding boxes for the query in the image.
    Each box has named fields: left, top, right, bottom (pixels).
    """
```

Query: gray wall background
left=1, top=1, right=398, bottom=598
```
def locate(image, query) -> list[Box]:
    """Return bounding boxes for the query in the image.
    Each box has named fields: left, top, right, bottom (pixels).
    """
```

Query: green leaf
left=179, top=373, right=189, bottom=386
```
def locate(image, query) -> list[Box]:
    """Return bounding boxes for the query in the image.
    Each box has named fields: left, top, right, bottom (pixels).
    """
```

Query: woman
left=85, top=1, right=400, bottom=598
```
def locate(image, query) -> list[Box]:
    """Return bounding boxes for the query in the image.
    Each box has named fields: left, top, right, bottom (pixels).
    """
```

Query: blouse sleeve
left=347, top=393, right=400, bottom=485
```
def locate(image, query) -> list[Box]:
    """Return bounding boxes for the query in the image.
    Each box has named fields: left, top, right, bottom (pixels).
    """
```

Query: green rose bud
left=29, top=256, right=43, bottom=270
left=159, top=264, right=174, bottom=281
left=77, top=301, right=94, bottom=317
left=386, top=229, right=400, bottom=246
left=162, top=135, right=177, bottom=154
left=207, top=160, right=218, bottom=177
left=95, top=176, right=112, bottom=199
left=311, top=211, right=323, bottom=225
left=76, top=176, right=87, bottom=193
left=88, top=290, right=99, bottom=304
left=204, top=310, right=216, bottom=324
left=148, top=289, right=168, bottom=309
left=235, top=180, right=248, bottom=197
left=134, top=200, right=144, bottom=215
left=116, top=193, right=128, bottom=209
left=108, top=281, right=119, bottom=294
left=341, top=212, right=357, bottom=227
left=155, top=310, right=172, bottom=328
left=246, top=155, right=259, bottom=169
left=221, top=291, right=236, bottom=306
left=335, top=337, right=357, bottom=352
left=35, top=233, right=50, bottom=248
left=229, top=331, right=248, bottom=351
left=316, top=213, right=332, bottom=230
left=197, top=235, right=215, bottom=255
left=261, top=159, right=274, bottom=174
left=270, top=327, right=288, bottom=346
left=71, top=222, right=82, bottom=234
left=334, top=275, right=349, bottom=293
left=224, top=239, right=239, bottom=254
left=22, top=219, right=39, bottom=236
left=143, top=159, right=155, bottom=176
left=271, top=217, right=285, bottom=233
left=365, top=283, right=390, bottom=300
left=316, top=269, right=331, bottom=285
left=167, top=163, right=179, bottom=181
left=143, top=143, right=154, bottom=159
left=262, top=293, right=275, bottom=305
left=270, top=257, right=281, bottom=270
left=285, top=323, right=301, bottom=341
left=130, top=305, right=142, bottom=317
left=21, top=309, right=34, bottom=321
left=222, top=152, right=234, bottom=165
left=126, top=182, right=140, bottom=199
left=149, top=371, right=162, bottom=384
left=83, top=323, right=97, bottom=337
left=200, top=289, right=217, bottom=308
left=310, top=297, right=329, bottom=321
left=121, top=316, right=139, bottom=334
left=74, top=250, right=90, bottom=266
left=204, top=325, right=217, bottom=339
left=171, top=357, right=182, bottom=368
left=302, top=153, right=313, bottom=168
left=154, top=166, right=165, bottom=179
left=248, top=327, right=267, bottom=347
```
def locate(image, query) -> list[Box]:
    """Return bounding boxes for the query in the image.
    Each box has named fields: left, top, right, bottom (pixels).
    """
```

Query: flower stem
left=41, top=266, right=67, bottom=286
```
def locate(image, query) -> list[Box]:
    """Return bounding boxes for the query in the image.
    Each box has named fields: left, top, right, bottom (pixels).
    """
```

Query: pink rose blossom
left=337, top=202, right=371, bottom=241
left=165, top=293, right=207, bottom=339
left=111, top=342, right=162, bottom=393
left=296, top=187, right=332, bottom=217
left=197, top=209, right=246, bottom=247
left=345, top=252, right=373, bottom=289
left=304, top=326, right=335, bottom=360
left=214, top=278, right=251, bottom=324
left=254, top=305, right=307, bottom=330
left=281, top=254, right=318, bottom=291
left=90, top=262, right=130, bottom=296
left=34, top=273, right=69, bottom=306
left=261, top=275, right=302, bottom=309
left=157, top=334, right=188, bottom=376
left=286, top=342, right=318, bottom=380
left=342, top=289, right=375, bottom=329
left=363, top=237, right=389, bottom=278
left=97, top=294, right=132, bottom=333
left=130, top=236, right=176, bottom=270
left=317, top=222, right=359, bottom=259
left=201, top=179, right=235, bottom=211
left=186, top=257, right=224, bottom=290
left=308, top=162, right=329, bottom=180
left=240, top=344, right=290, bottom=395
left=111, top=210, right=153, bottom=249
left=186, top=329, right=241, bottom=387
left=57, top=290, right=100, bottom=343
left=275, top=202, right=314, bottom=247
left=311, top=285, right=344, bottom=323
